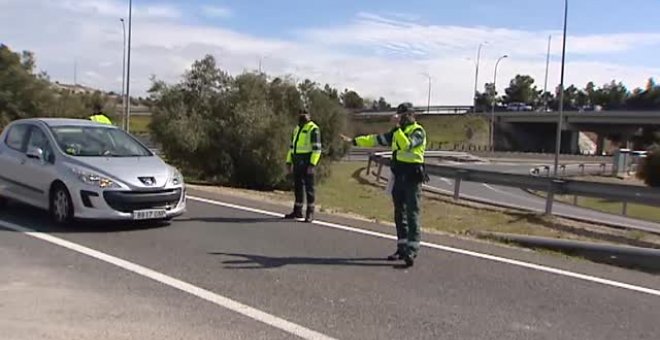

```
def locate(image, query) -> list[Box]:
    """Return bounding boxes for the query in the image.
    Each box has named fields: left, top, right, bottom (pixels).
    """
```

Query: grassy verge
left=129, top=115, right=151, bottom=134
left=190, top=162, right=660, bottom=248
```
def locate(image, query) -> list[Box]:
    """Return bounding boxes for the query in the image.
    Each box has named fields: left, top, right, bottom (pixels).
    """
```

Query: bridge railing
left=366, top=151, right=660, bottom=234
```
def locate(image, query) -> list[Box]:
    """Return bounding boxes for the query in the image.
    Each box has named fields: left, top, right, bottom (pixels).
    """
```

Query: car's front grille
left=103, top=189, right=182, bottom=213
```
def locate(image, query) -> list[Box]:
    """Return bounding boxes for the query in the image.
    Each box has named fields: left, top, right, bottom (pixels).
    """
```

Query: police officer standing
left=285, top=109, right=322, bottom=223
left=88, top=103, right=112, bottom=125
left=344, top=103, right=427, bottom=267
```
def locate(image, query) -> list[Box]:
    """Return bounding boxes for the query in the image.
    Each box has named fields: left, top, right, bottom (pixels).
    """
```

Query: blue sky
left=2, top=0, right=659, bottom=104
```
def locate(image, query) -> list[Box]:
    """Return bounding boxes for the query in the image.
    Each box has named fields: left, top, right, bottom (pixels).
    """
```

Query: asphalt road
left=2, top=190, right=660, bottom=340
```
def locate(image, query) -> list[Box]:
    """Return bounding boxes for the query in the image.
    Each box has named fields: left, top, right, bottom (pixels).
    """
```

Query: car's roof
left=12, top=118, right=117, bottom=128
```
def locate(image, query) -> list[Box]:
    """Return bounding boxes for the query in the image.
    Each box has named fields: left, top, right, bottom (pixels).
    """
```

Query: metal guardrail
left=367, top=151, right=660, bottom=227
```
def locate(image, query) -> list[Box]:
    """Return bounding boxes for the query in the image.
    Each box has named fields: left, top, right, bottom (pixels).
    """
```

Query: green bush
left=637, top=145, right=660, bottom=187
left=148, top=55, right=348, bottom=190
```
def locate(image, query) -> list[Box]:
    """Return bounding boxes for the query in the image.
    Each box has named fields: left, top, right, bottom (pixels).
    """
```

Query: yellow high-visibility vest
left=89, top=114, right=112, bottom=125
left=286, top=121, right=321, bottom=166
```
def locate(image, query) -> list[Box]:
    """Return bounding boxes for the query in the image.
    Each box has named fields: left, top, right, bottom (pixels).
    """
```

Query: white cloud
left=1, top=2, right=659, bottom=106
left=202, top=5, right=233, bottom=19
left=302, top=13, right=660, bottom=58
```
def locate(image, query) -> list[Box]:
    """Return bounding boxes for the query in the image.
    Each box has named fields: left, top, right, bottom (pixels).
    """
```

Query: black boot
left=284, top=210, right=303, bottom=220
left=387, top=250, right=404, bottom=261
left=304, top=207, right=314, bottom=223
left=402, top=252, right=416, bottom=267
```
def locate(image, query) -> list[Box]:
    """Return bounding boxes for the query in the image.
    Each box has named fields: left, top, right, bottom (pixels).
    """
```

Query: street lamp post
left=425, top=74, right=431, bottom=114
left=473, top=42, right=487, bottom=112
left=543, top=35, right=552, bottom=112
left=120, top=18, right=127, bottom=131
left=546, top=0, right=569, bottom=216
left=554, top=0, right=569, bottom=176
left=124, top=0, right=133, bottom=133
left=490, top=55, right=508, bottom=151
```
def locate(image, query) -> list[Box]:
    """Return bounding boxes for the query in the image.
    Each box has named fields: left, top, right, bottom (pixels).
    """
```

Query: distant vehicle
left=578, top=105, right=603, bottom=112
left=0, top=118, right=186, bottom=225
left=506, top=102, right=533, bottom=111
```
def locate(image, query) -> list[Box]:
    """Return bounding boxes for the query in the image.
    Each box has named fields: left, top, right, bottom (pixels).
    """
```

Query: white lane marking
left=188, top=196, right=660, bottom=298
left=0, top=220, right=336, bottom=340
left=440, top=177, right=452, bottom=185
left=482, top=183, right=542, bottom=204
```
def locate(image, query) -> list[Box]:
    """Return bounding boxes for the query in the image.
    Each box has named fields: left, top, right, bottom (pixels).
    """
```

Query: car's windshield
left=50, top=125, right=152, bottom=157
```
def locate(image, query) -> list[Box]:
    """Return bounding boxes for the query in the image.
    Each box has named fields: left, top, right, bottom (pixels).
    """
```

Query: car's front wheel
left=50, top=183, right=74, bottom=225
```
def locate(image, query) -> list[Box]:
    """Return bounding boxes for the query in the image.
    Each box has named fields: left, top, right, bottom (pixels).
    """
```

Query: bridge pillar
left=560, top=130, right=580, bottom=154
left=596, top=134, right=606, bottom=155
left=569, top=130, right=580, bottom=154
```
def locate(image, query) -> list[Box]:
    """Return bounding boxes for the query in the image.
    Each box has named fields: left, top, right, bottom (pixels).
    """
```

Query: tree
left=376, top=97, right=391, bottom=110
left=475, top=82, right=497, bottom=111
left=0, top=44, right=96, bottom=129
left=340, top=90, right=364, bottom=110
left=502, top=75, right=540, bottom=106
left=637, top=145, right=660, bottom=187
left=600, top=80, right=628, bottom=109
left=148, top=55, right=348, bottom=189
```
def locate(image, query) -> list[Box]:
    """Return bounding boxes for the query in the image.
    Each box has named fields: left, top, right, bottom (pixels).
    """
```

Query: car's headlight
left=70, top=167, right=120, bottom=189
left=170, top=167, right=183, bottom=186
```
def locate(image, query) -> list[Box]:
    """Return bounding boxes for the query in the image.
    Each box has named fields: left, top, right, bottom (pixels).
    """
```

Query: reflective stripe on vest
left=292, top=121, right=319, bottom=154
left=392, top=123, right=426, bottom=164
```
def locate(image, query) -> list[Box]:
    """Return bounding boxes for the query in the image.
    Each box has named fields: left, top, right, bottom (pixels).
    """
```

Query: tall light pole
left=490, top=55, right=508, bottom=150
left=546, top=0, right=569, bottom=216
left=124, top=0, right=133, bottom=133
left=553, top=0, right=568, bottom=176
left=473, top=42, right=488, bottom=112
left=120, top=18, right=127, bottom=130
left=543, top=35, right=552, bottom=112
left=423, top=73, right=431, bottom=114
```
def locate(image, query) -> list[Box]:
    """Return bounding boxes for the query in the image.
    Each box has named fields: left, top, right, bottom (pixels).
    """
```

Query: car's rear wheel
left=50, top=183, right=74, bottom=225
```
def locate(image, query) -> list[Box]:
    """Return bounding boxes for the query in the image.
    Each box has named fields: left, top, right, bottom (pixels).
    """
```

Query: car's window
left=50, top=126, right=153, bottom=157
left=26, top=127, right=55, bottom=164
left=5, top=124, right=29, bottom=152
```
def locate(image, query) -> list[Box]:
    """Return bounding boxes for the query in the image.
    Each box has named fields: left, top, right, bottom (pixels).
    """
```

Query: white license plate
left=132, top=209, right=167, bottom=220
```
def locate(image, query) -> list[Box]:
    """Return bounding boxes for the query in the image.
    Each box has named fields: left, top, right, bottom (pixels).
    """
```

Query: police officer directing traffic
left=88, top=103, right=112, bottom=125
left=284, top=109, right=322, bottom=223
left=345, top=103, right=427, bottom=267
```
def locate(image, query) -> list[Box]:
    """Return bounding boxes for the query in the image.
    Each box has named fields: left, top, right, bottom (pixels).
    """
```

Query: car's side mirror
left=26, top=146, right=44, bottom=161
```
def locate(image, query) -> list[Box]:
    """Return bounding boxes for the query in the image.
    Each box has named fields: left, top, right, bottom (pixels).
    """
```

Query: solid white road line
left=0, top=219, right=336, bottom=340
left=188, top=196, right=660, bottom=298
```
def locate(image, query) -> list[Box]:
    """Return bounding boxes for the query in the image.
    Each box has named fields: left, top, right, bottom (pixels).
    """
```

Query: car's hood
left=68, top=156, right=173, bottom=189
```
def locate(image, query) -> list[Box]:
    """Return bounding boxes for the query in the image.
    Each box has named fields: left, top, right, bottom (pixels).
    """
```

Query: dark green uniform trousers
left=392, top=176, right=422, bottom=257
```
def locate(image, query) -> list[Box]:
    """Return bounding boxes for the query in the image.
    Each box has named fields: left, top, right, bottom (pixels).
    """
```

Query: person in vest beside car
left=88, top=103, right=112, bottom=125
left=343, top=103, right=428, bottom=267
left=284, top=109, right=322, bottom=223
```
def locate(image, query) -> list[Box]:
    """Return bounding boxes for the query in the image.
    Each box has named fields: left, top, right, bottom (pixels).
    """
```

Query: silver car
left=0, top=118, right=186, bottom=224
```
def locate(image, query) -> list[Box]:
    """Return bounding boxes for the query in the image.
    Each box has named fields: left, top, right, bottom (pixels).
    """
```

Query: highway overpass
left=355, top=108, right=659, bottom=154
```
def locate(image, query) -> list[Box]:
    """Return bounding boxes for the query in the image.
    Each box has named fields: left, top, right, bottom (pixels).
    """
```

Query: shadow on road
left=0, top=201, right=170, bottom=233
left=210, top=252, right=396, bottom=269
